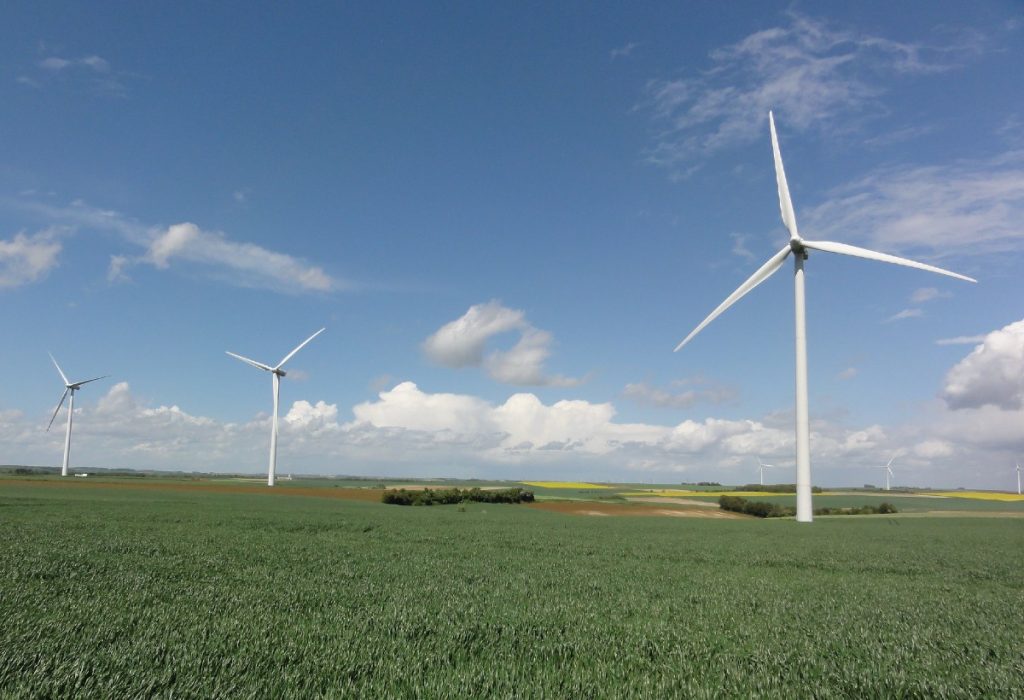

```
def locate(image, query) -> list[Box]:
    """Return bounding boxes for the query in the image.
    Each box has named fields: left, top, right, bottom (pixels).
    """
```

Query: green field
left=2, top=477, right=1023, bottom=696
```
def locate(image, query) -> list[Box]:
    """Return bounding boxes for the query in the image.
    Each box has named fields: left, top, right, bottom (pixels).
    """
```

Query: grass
left=1, top=478, right=1023, bottom=696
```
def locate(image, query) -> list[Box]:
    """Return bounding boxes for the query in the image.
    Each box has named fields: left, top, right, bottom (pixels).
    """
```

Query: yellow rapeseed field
left=926, top=491, right=1024, bottom=502
left=621, top=489, right=779, bottom=498
left=521, top=481, right=611, bottom=489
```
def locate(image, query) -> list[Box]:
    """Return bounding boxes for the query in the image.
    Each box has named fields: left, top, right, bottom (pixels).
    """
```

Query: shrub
left=382, top=487, right=534, bottom=507
left=718, top=495, right=795, bottom=518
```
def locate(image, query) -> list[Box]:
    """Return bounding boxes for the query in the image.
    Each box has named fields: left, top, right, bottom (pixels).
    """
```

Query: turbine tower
left=674, top=111, right=976, bottom=523
left=226, top=328, right=325, bottom=486
left=875, top=456, right=895, bottom=491
left=1017, top=463, right=1021, bottom=496
left=46, top=353, right=107, bottom=477
left=757, top=457, right=775, bottom=486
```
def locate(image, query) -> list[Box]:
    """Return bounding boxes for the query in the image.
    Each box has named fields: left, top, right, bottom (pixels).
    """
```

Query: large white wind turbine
left=674, top=111, right=976, bottom=523
left=46, top=353, right=107, bottom=477
left=1016, top=463, right=1021, bottom=496
left=875, top=456, right=895, bottom=491
left=226, top=328, right=325, bottom=487
left=757, top=457, right=775, bottom=486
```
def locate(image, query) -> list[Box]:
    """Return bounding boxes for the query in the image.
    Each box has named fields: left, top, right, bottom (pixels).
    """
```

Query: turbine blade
left=226, top=351, right=273, bottom=372
left=674, top=246, right=791, bottom=351
left=800, top=240, right=977, bottom=283
left=275, top=327, right=325, bottom=370
left=48, top=352, right=70, bottom=385
left=47, top=388, right=70, bottom=432
left=72, top=375, right=108, bottom=388
left=769, top=111, right=800, bottom=242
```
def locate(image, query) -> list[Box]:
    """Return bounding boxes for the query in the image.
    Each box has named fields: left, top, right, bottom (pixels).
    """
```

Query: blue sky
left=2, top=2, right=1023, bottom=488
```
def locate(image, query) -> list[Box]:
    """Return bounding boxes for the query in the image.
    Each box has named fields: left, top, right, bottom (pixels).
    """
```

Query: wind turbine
left=757, top=457, right=775, bottom=486
left=673, top=111, right=976, bottom=523
left=1016, top=463, right=1021, bottom=496
left=226, top=328, right=325, bottom=486
left=875, top=456, right=895, bottom=491
left=46, top=353, right=107, bottom=477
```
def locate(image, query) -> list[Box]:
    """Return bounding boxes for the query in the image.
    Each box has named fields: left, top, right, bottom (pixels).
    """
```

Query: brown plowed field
left=1, top=478, right=385, bottom=502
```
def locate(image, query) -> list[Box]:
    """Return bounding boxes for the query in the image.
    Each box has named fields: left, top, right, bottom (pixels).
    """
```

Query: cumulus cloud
left=0, top=229, right=62, bottom=288
left=641, top=12, right=979, bottom=169
left=942, top=319, right=1024, bottom=410
left=423, top=301, right=581, bottom=386
left=1, top=370, right=1018, bottom=487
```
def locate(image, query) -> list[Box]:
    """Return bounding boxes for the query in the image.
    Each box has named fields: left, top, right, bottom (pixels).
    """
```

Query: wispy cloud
left=9, top=198, right=346, bottom=294
left=729, top=233, right=756, bottom=261
left=885, top=308, right=923, bottom=323
left=611, top=42, right=639, bottom=60
left=640, top=12, right=982, bottom=170
left=0, top=228, right=63, bottom=289
left=18, top=52, right=130, bottom=97
left=803, top=151, right=1024, bottom=258
left=935, top=335, right=986, bottom=346
left=837, top=367, right=858, bottom=380
left=423, top=301, right=582, bottom=387
left=622, top=377, right=737, bottom=409
left=910, top=287, right=951, bottom=304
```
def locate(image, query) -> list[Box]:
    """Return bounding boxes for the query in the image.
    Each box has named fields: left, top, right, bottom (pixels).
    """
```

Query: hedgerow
left=382, top=487, right=534, bottom=506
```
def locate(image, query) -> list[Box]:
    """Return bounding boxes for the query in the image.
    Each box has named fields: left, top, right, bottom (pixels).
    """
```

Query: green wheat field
left=1, top=476, right=1022, bottom=697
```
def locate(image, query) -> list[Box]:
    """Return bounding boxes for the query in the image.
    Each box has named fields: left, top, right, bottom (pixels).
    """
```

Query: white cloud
left=910, top=287, right=951, bottom=303
left=10, top=200, right=345, bottom=295
left=803, top=151, right=1024, bottom=258
left=107, top=254, right=131, bottom=283
left=641, top=12, right=979, bottom=169
left=0, top=229, right=62, bottom=288
left=913, top=439, right=953, bottom=459
left=942, top=319, right=1024, bottom=410
left=28, top=54, right=126, bottom=96
left=423, top=301, right=525, bottom=368
left=885, top=308, right=923, bottom=323
left=935, top=335, right=986, bottom=346
left=423, top=301, right=581, bottom=386
left=39, top=57, right=72, bottom=71
left=1, top=368, right=1018, bottom=488
left=729, top=233, right=756, bottom=261
left=611, top=42, right=639, bottom=60
left=284, top=400, right=338, bottom=428
left=623, top=378, right=736, bottom=408
left=837, top=367, right=858, bottom=380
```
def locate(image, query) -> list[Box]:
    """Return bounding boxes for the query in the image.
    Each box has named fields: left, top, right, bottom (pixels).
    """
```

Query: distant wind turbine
left=875, top=456, right=895, bottom=491
left=226, top=328, right=325, bottom=486
left=46, top=353, right=107, bottom=477
left=673, top=111, right=976, bottom=523
left=1017, top=463, right=1021, bottom=496
left=757, top=457, right=775, bottom=486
